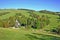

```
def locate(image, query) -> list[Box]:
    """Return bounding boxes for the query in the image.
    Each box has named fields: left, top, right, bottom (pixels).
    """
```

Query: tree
left=51, top=25, right=60, bottom=34
left=16, top=15, right=27, bottom=27
left=39, top=15, right=45, bottom=28
left=31, top=18, right=37, bottom=29
left=9, top=16, right=16, bottom=27
left=3, top=21, right=10, bottom=28
left=0, top=19, right=3, bottom=27
left=27, top=18, right=31, bottom=25
left=56, top=25, right=60, bottom=34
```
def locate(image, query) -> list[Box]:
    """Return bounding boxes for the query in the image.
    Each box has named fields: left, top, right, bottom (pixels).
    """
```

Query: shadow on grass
left=32, top=33, right=60, bottom=40
left=25, top=33, right=60, bottom=40
left=25, top=34, right=45, bottom=40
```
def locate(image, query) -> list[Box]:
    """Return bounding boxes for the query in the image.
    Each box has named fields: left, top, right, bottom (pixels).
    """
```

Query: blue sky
left=0, top=0, right=60, bottom=12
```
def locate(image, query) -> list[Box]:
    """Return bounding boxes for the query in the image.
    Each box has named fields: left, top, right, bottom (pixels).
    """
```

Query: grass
left=0, top=28, right=60, bottom=40
left=0, top=9, right=60, bottom=40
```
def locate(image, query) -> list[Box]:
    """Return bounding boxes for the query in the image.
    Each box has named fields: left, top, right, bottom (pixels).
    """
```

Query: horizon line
left=0, top=8, right=60, bottom=12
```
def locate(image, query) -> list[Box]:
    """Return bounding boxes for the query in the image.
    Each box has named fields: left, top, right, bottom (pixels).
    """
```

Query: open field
left=0, top=28, right=60, bottom=40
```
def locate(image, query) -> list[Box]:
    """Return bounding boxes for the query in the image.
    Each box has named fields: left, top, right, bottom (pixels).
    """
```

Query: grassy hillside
left=0, top=9, right=59, bottom=29
left=0, top=28, right=60, bottom=40
left=0, top=9, right=60, bottom=40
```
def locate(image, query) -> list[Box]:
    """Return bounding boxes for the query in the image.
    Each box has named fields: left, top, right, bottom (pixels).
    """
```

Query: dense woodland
left=0, top=9, right=60, bottom=34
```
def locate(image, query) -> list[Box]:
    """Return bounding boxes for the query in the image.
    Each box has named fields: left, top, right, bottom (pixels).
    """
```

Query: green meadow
left=0, top=9, right=60, bottom=40
left=0, top=28, right=60, bottom=40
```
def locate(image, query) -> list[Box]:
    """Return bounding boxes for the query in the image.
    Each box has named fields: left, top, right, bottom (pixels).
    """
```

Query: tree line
left=0, top=12, right=50, bottom=29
